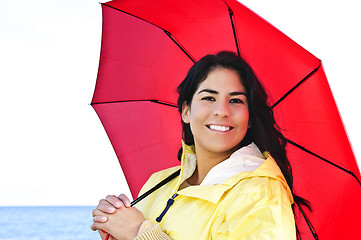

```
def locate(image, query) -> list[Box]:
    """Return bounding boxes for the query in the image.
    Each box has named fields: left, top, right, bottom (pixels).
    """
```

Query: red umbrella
left=91, top=0, right=361, bottom=239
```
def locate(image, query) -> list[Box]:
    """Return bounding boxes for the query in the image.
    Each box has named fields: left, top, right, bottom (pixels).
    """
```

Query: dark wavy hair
left=177, top=51, right=310, bottom=239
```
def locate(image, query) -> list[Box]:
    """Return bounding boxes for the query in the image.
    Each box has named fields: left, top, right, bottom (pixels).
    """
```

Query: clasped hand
left=91, top=194, right=145, bottom=240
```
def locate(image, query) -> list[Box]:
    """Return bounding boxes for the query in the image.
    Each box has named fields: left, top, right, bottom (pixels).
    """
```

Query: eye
left=229, top=98, right=244, bottom=104
left=201, top=96, right=215, bottom=101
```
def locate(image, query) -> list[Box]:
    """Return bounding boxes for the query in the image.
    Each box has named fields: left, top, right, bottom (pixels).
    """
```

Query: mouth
left=207, top=125, right=233, bottom=132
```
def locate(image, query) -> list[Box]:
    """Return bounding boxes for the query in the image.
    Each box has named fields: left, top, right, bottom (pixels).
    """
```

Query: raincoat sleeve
left=134, top=220, right=172, bottom=240
left=213, top=178, right=296, bottom=240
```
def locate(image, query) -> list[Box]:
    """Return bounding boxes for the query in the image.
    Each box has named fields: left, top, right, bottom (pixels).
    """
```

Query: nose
left=214, top=100, right=230, bottom=117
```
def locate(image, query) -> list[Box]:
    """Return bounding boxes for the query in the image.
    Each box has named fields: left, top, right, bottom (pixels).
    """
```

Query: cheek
left=236, top=108, right=249, bottom=127
left=189, top=103, right=208, bottom=121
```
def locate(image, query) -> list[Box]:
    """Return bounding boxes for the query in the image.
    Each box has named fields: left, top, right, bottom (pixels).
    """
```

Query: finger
left=92, top=208, right=109, bottom=219
left=90, top=223, right=97, bottom=231
left=90, top=222, right=100, bottom=231
left=118, top=193, right=131, bottom=207
left=97, top=200, right=116, bottom=214
left=93, top=215, right=108, bottom=223
left=90, top=222, right=106, bottom=232
left=105, top=195, right=123, bottom=208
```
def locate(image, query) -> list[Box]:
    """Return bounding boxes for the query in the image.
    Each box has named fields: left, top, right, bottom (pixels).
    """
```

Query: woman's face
left=182, top=67, right=249, bottom=157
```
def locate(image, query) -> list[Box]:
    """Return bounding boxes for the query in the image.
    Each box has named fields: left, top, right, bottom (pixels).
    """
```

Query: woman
left=91, top=51, right=308, bottom=240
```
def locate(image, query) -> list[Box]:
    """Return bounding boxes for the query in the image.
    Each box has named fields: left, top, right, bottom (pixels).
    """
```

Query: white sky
left=0, top=0, right=360, bottom=206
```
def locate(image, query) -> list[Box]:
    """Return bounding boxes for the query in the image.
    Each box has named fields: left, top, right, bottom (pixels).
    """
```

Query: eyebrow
left=197, top=89, right=246, bottom=96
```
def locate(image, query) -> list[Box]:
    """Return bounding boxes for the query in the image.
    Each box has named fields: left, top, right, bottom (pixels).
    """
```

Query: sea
left=0, top=206, right=100, bottom=240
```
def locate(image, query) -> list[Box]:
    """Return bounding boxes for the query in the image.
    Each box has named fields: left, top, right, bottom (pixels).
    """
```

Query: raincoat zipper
left=156, top=193, right=179, bottom=222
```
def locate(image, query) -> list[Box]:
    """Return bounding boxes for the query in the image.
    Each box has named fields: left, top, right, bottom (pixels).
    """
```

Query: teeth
left=209, top=125, right=230, bottom=132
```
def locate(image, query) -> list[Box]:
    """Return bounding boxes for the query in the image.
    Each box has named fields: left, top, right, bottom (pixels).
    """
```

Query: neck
left=187, top=147, right=234, bottom=185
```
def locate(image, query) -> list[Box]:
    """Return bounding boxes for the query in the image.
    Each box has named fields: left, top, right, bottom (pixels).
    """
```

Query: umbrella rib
left=227, top=7, right=241, bottom=57
left=271, top=60, right=322, bottom=109
left=102, top=3, right=163, bottom=30
left=102, top=3, right=195, bottom=64
left=91, top=99, right=178, bottom=108
left=286, top=138, right=361, bottom=186
left=163, top=31, right=196, bottom=63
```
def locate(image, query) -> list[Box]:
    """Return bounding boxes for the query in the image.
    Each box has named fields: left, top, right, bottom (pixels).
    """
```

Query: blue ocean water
left=0, top=206, right=100, bottom=240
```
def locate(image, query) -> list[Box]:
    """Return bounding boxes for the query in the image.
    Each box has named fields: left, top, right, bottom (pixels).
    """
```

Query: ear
left=181, top=101, right=190, bottom=123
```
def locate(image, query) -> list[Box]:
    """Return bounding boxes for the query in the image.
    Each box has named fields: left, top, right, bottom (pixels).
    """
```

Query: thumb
left=118, top=194, right=131, bottom=207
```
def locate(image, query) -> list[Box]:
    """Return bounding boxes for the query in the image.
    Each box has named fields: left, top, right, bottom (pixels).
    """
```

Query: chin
left=208, top=143, right=241, bottom=154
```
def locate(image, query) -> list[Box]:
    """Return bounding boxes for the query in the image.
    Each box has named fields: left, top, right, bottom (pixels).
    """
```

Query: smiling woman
left=91, top=51, right=308, bottom=240
left=180, top=68, right=250, bottom=184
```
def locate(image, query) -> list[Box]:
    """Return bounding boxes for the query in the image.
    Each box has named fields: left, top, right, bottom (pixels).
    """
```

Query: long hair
left=177, top=51, right=310, bottom=239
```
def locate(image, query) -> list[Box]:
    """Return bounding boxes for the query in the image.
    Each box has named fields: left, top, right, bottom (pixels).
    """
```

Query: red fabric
left=93, top=102, right=181, bottom=191
left=92, top=0, right=361, bottom=239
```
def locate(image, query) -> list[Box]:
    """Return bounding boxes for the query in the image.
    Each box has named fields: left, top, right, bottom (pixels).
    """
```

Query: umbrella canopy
left=91, top=0, right=361, bottom=239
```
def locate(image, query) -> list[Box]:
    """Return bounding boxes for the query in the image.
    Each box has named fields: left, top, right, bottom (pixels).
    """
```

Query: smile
left=207, top=125, right=233, bottom=132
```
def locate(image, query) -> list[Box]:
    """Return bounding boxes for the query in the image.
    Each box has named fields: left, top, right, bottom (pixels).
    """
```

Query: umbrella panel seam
left=103, top=3, right=196, bottom=64
left=227, top=7, right=241, bottom=57
left=163, top=30, right=196, bottom=63
left=271, top=60, right=322, bottom=109
left=102, top=3, right=164, bottom=32
left=91, top=99, right=178, bottom=108
left=286, top=138, right=361, bottom=186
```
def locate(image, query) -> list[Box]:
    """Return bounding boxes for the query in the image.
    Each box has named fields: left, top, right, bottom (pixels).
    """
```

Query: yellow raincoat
left=135, top=143, right=296, bottom=240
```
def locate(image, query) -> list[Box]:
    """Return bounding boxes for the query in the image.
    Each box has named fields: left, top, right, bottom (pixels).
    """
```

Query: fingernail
left=100, top=216, right=107, bottom=222
left=108, top=207, right=116, bottom=212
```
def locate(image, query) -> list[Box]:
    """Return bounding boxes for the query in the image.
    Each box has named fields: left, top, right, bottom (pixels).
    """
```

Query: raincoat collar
left=174, top=141, right=294, bottom=205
